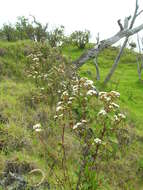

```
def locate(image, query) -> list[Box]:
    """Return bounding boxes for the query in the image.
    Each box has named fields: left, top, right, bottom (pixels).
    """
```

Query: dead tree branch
left=73, top=24, right=143, bottom=68
left=103, top=0, right=141, bottom=85
left=117, top=19, right=124, bottom=31
left=73, top=0, right=143, bottom=75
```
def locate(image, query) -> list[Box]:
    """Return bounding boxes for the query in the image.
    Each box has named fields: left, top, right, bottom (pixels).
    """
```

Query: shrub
left=47, top=25, right=65, bottom=47
left=16, top=16, right=35, bottom=40
left=26, top=42, right=75, bottom=105
left=32, top=74, right=126, bottom=189
left=70, top=30, right=90, bottom=49
left=1, top=24, right=17, bottom=41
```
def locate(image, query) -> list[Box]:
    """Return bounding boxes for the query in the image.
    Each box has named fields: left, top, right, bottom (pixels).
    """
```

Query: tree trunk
left=94, top=56, right=100, bottom=80
left=103, top=38, right=128, bottom=85
left=103, top=0, right=140, bottom=85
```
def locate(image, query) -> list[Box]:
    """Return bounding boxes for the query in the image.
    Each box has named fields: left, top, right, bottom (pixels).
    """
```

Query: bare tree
left=137, top=34, right=143, bottom=80
left=103, top=0, right=143, bottom=85
left=30, top=15, right=48, bottom=42
left=73, top=0, right=143, bottom=83
left=94, top=33, right=100, bottom=80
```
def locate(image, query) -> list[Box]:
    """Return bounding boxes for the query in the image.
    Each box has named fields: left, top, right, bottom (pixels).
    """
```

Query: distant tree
left=47, top=25, right=65, bottom=47
left=1, top=24, right=16, bottom=41
left=31, top=15, right=48, bottom=42
left=70, top=30, right=90, bottom=49
left=16, top=16, right=35, bottom=40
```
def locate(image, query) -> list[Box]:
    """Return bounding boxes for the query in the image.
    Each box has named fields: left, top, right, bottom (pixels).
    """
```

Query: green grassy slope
left=0, top=41, right=143, bottom=189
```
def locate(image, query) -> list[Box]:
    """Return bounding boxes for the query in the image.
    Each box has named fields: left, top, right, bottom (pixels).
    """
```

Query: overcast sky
left=0, top=0, right=143, bottom=43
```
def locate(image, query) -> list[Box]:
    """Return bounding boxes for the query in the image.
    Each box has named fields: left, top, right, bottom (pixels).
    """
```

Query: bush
left=32, top=74, right=126, bottom=189
left=26, top=42, right=75, bottom=105
left=47, top=25, right=65, bottom=47
left=70, top=30, right=90, bottom=49
left=0, top=24, right=17, bottom=41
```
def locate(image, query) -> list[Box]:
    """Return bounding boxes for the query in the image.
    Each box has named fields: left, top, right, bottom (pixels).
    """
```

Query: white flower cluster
left=98, top=109, right=107, bottom=117
left=71, top=77, right=97, bottom=97
left=32, top=57, right=39, bottom=62
left=111, top=91, right=120, bottom=98
left=114, top=113, right=126, bottom=122
left=98, top=91, right=120, bottom=113
left=99, top=91, right=120, bottom=102
left=61, top=91, right=69, bottom=100
left=94, top=138, right=102, bottom=144
left=54, top=91, right=76, bottom=120
left=87, top=90, right=97, bottom=96
left=33, top=123, right=42, bottom=132
left=73, top=119, right=87, bottom=130
left=73, top=122, right=83, bottom=130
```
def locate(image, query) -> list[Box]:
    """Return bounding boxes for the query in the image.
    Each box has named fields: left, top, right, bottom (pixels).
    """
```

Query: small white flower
left=114, top=114, right=119, bottom=122
left=98, top=109, right=107, bottom=116
left=109, top=105, right=113, bottom=109
left=61, top=91, right=69, bottom=99
left=111, top=91, right=120, bottom=98
left=58, top=90, right=61, bottom=93
left=57, top=101, right=63, bottom=106
left=56, top=106, right=63, bottom=112
left=118, top=113, right=126, bottom=119
left=59, top=114, right=64, bottom=118
left=111, top=102, right=119, bottom=109
left=105, top=96, right=111, bottom=102
left=86, top=79, right=94, bottom=85
left=94, top=138, right=102, bottom=144
left=27, top=53, right=33, bottom=58
left=44, top=74, right=48, bottom=78
left=33, top=123, right=41, bottom=130
left=73, top=122, right=82, bottom=130
left=69, top=97, right=75, bottom=101
left=80, top=77, right=88, bottom=82
left=99, top=92, right=107, bottom=96
left=83, top=79, right=94, bottom=88
left=87, top=90, right=97, bottom=96
left=54, top=115, right=58, bottom=119
left=63, top=91, right=68, bottom=96
left=81, top=120, right=87, bottom=123
left=68, top=101, right=72, bottom=105
left=73, top=85, right=79, bottom=91
left=35, top=128, right=42, bottom=132
left=32, top=57, right=39, bottom=61
left=41, top=87, right=44, bottom=90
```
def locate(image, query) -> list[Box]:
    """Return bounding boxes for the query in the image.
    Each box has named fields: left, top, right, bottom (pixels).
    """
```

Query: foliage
left=31, top=15, right=48, bottom=42
left=33, top=74, right=126, bottom=189
left=15, top=16, right=35, bottom=40
left=26, top=42, right=75, bottom=105
left=70, top=30, right=90, bottom=49
left=47, top=25, right=65, bottom=47
left=0, top=16, right=48, bottom=42
left=0, top=41, right=143, bottom=189
left=0, top=24, right=17, bottom=41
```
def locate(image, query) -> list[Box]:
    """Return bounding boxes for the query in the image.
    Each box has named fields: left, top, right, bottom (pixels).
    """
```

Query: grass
left=0, top=40, right=143, bottom=189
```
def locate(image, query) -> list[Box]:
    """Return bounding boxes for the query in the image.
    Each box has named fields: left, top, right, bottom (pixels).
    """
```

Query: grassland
left=0, top=40, right=143, bottom=189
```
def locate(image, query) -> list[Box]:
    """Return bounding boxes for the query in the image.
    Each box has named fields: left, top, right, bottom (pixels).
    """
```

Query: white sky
left=0, top=0, right=143, bottom=43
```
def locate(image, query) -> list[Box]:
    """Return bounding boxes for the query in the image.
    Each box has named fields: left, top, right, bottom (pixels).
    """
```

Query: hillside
left=0, top=40, right=143, bottom=190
